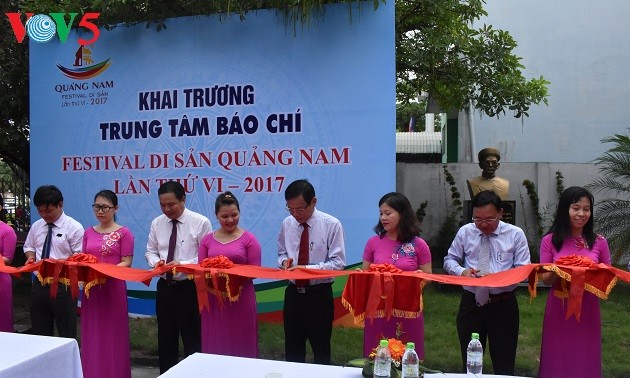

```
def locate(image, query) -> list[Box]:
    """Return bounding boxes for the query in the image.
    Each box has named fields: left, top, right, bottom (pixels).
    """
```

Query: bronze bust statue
left=466, top=147, right=509, bottom=200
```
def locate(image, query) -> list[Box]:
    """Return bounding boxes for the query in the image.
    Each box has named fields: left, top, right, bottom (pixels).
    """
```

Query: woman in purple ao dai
left=0, top=197, right=17, bottom=332
left=198, top=191, right=261, bottom=357
left=362, top=192, right=432, bottom=359
left=81, top=190, right=134, bottom=378
left=539, top=187, right=611, bottom=378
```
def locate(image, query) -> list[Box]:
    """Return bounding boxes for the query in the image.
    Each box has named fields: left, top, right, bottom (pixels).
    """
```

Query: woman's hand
left=541, top=271, right=559, bottom=286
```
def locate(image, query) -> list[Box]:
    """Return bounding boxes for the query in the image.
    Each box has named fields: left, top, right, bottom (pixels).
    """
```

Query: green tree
left=0, top=0, right=30, bottom=177
left=587, top=133, right=630, bottom=264
left=396, top=0, right=549, bottom=118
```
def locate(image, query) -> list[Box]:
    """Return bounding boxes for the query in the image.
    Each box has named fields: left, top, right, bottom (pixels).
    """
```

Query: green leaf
left=345, top=358, right=369, bottom=368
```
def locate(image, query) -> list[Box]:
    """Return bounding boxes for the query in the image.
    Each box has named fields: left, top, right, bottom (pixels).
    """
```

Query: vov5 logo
left=5, top=12, right=100, bottom=45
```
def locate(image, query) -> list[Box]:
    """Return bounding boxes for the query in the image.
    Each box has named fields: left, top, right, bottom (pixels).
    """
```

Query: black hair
left=548, top=186, right=596, bottom=251
left=373, top=192, right=420, bottom=243
left=94, top=189, right=119, bottom=221
left=158, top=181, right=185, bottom=200
left=215, top=191, right=240, bottom=214
left=471, top=190, right=502, bottom=212
left=94, top=189, right=118, bottom=207
left=33, top=185, right=64, bottom=207
left=284, top=179, right=315, bottom=204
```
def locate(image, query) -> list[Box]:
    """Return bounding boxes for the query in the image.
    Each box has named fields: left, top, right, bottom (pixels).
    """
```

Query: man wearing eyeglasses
left=278, top=179, right=346, bottom=365
left=145, top=181, right=212, bottom=374
left=443, top=190, right=530, bottom=375
left=23, top=185, right=84, bottom=338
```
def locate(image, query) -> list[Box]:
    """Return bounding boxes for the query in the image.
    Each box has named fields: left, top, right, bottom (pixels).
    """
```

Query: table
left=159, top=353, right=362, bottom=377
left=159, top=353, right=531, bottom=378
left=0, top=332, right=83, bottom=378
left=425, top=375, right=530, bottom=378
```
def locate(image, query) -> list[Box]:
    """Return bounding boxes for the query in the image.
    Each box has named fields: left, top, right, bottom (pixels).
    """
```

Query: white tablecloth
left=159, top=353, right=530, bottom=378
left=159, top=353, right=361, bottom=378
left=0, top=332, right=83, bottom=378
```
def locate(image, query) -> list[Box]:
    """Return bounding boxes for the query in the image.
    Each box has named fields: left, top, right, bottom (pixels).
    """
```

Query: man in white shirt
left=145, top=181, right=212, bottom=374
left=23, top=185, right=84, bottom=338
left=443, top=190, right=531, bottom=375
left=278, top=179, right=346, bottom=365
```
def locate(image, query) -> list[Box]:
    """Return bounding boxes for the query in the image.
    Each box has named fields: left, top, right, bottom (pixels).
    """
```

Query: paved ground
left=12, top=278, right=161, bottom=378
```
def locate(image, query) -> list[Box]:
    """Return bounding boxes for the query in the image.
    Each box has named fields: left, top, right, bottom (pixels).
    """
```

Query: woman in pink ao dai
left=198, top=191, right=261, bottom=357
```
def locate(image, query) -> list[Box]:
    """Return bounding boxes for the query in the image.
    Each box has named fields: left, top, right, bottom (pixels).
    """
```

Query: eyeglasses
left=286, top=203, right=310, bottom=215
left=37, top=206, right=58, bottom=215
left=92, top=204, right=114, bottom=212
left=472, top=217, right=497, bottom=224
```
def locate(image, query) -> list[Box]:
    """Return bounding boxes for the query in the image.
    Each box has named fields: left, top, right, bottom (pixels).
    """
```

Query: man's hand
left=165, top=260, right=181, bottom=267
left=463, top=268, right=481, bottom=277
left=282, top=258, right=294, bottom=270
left=26, top=257, right=35, bottom=265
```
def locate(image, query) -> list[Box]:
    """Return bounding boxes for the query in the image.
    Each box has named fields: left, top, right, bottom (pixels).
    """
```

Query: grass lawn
left=129, top=281, right=630, bottom=377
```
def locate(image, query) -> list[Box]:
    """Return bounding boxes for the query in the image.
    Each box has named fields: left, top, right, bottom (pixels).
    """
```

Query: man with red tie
left=278, top=179, right=346, bottom=365
left=145, top=181, right=212, bottom=374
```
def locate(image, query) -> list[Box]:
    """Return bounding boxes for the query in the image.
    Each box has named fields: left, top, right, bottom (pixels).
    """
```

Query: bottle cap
left=379, top=339, right=389, bottom=347
left=406, top=342, right=415, bottom=349
left=471, top=332, right=480, bottom=340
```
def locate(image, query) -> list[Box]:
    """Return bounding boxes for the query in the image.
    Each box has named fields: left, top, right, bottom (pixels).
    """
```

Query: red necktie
left=296, top=223, right=309, bottom=288
left=166, top=219, right=178, bottom=284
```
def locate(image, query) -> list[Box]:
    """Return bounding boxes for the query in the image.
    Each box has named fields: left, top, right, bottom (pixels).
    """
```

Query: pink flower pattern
left=391, top=241, right=417, bottom=263
left=100, top=231, right=121, bottom=258
left=572, top=234, right=605, bottom=251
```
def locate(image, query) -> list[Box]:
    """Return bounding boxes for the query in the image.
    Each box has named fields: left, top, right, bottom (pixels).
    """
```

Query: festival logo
left=56, top=44, right=111, bottom=80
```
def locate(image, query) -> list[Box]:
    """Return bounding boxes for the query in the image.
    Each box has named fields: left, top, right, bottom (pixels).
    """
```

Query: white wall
left=397, top=162, right=600, bottom=245
left=470, top=0, right=630, bottom=163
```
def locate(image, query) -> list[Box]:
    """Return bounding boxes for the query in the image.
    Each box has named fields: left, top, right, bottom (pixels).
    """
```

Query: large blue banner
left=29, top=3, right=395, bottom=313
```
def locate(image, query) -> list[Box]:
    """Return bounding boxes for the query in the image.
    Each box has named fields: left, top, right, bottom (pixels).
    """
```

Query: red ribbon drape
left=2, top=259, right=629, bottom=319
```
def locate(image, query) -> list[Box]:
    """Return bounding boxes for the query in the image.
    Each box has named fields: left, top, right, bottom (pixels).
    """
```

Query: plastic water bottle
left=466, top=332, right=483, bottom=378
left=401, top=342, right=420, bottom=378
left=373, top=339, right=391, bottom=378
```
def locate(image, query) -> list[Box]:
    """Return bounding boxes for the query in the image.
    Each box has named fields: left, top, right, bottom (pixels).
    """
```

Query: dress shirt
left=145, top=208, right=212, bottom=280
left=23, top=212, right=84, bottom=260
left=277, top=208, right=346, bottom=285
left=443, top=221, right=530, bottom=294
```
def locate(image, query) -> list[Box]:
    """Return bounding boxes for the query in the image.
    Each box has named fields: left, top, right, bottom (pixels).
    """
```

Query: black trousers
left=456, top=289, right=519, bottom=375
left=156, top=278, right=201, bottom=374
left=283, top=283, right=334, bottom=364
left=30, top=279, right=77, bottom=338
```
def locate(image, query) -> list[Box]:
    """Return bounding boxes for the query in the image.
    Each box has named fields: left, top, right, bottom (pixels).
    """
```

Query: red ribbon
left=200, top=255, right=234, bottom=269
left=3, top=259, right=629, bottom=321
left=193, top=272, right=210, bottom=313
left=364, top=264, right=399, bottom=322
left=184, top=256, right=237, bottom=313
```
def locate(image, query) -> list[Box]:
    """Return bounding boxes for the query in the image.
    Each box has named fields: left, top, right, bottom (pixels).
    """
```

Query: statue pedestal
left=464, top=200, right=516, bottom=225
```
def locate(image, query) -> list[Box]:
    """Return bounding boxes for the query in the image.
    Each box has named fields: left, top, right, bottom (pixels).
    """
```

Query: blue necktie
left=41, top=223, right=54, bottom=260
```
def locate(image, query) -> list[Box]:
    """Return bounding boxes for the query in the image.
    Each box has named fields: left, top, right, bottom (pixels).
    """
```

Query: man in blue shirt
left=444, top=190, right=530, bottom=375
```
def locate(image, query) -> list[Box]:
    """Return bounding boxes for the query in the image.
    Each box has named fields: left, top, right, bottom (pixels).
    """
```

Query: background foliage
left=588, top=133, right=630, bottom=264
